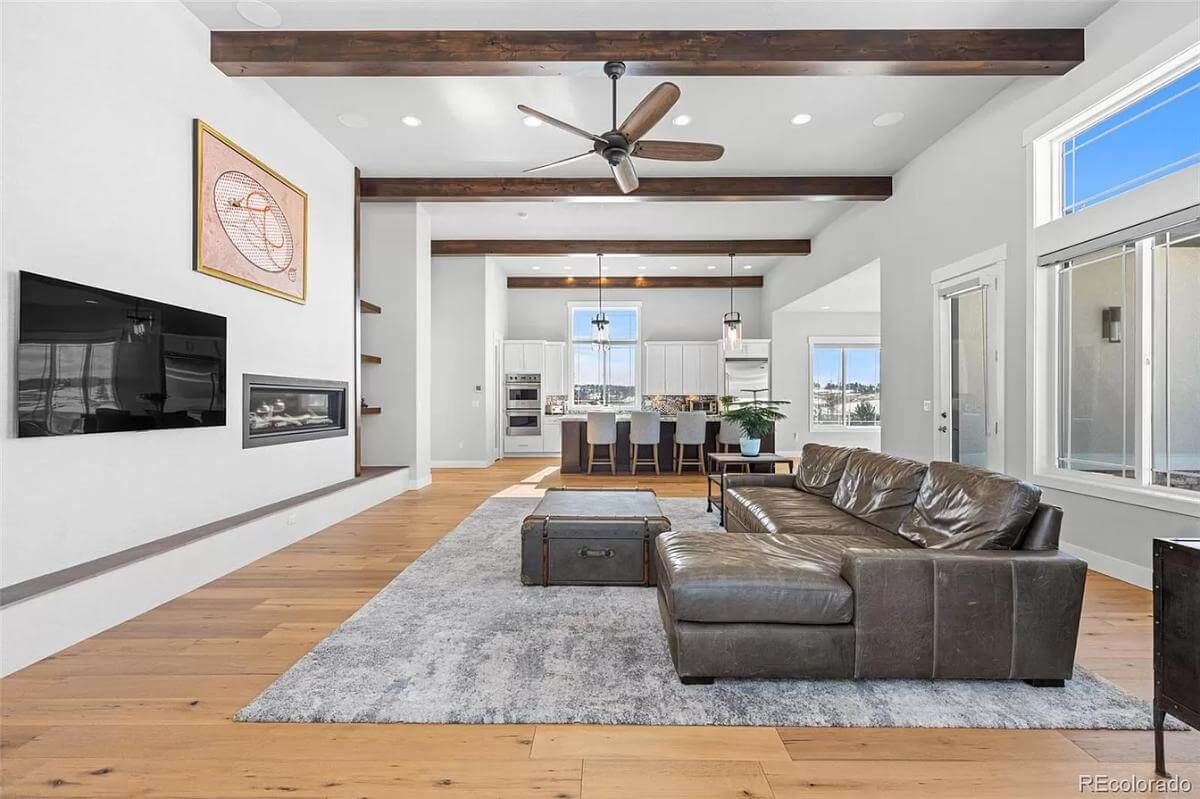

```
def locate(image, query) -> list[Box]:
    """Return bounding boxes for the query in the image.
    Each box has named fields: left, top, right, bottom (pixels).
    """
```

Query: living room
left=2, top=1, right=1198, bottom=796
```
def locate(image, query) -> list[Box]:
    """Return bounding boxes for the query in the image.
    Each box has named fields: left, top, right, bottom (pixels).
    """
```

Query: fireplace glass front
left=243, top=375, right=348, bottom=448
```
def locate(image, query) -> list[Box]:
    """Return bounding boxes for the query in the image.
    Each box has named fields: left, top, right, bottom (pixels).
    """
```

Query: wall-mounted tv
left=17, top=272, right=227, bottom=437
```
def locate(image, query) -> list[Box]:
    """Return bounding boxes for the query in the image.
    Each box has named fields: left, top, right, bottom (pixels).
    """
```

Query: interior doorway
left=932, top=249, right=1005, bottom=471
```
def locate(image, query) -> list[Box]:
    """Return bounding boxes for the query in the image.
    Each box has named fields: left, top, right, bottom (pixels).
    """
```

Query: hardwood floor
left=2, top=458, right=1196, bottom=798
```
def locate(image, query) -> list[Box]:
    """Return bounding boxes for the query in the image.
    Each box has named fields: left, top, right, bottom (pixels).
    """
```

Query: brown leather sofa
left=655, top=444, right=1087, bottom=685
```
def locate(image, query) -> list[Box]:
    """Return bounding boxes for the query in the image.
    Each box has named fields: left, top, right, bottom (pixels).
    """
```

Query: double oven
left=505, top=373, right=542, bottom=437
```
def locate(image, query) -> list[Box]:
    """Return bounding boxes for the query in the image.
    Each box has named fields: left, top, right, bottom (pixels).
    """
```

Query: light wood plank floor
left=2, top=459, right=1196, bottom=798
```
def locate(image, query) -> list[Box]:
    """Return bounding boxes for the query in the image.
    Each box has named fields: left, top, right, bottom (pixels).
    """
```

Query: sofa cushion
left=656, top=531, right=913, bottom=625
left=832, top=451, right=927, bottom=534
left=794, top=443, right=860, bottom=497
left=724, top=486, right=900, bottom=543
left=897, top=461, right=1042, bottom=550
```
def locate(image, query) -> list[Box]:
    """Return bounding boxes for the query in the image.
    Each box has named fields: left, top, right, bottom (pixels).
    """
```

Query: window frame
left=807, top=336, right=882, bottom=433
left=566, top=301, right=641, bottom=410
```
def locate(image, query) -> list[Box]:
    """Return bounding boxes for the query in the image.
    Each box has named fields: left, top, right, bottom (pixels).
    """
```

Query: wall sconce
left=1102, top=306, right=1122, bottom=343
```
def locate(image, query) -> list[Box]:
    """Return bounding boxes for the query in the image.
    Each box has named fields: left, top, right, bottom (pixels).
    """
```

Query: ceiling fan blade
left=522, top=151, right=596, bottom=173
left=618, top=82, right=680, bottom=142
left=611, top=156, right=639, bottom=194
left=632, top=140, right=725, bottom=162
left=517, top=104, right=604, bottom=143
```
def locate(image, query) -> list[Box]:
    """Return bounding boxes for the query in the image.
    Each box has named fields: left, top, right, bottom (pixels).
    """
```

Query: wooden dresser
left=1153, top=538, right=1200, bottom=776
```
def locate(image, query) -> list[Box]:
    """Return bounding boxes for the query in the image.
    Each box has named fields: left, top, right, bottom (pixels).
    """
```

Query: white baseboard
left=431, top=459, right=492, bottom=468
left=0, top=468, right=411, bottom=676
left=1060, top=541, right=1152, bottom=589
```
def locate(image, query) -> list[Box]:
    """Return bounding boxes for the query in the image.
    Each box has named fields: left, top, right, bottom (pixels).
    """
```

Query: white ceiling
left=494, top=254, right=782, bottom=277
left=781, top=259, right=881, bottom=313
left=186, top=0, right=1116, bottom=255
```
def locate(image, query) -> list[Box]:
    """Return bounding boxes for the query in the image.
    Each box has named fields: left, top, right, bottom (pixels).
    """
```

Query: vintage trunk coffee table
left=520, top=488, right=672, bottom=586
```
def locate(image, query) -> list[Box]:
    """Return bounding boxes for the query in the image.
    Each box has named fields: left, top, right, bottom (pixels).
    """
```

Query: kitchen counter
left=559, top=418, right=776, bottom=474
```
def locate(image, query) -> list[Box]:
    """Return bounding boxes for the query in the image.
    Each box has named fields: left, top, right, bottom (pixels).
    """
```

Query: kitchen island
left=558, top=416, right=777, bottom=473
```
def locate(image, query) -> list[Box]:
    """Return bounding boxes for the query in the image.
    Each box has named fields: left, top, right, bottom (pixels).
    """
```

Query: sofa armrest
left=720, top=473, right=797, bottom=489
left=839, top=548, right=1087, bottom=680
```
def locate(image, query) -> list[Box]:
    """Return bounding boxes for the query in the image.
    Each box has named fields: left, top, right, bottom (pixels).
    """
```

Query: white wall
left=431, top=257, right=489, bottom=465
left=506, top=286, right=764, bottom=342
left=1, top=1, right=357, bottom=587
left=771, top=312, right=882, bottom=454
left=760, top=0, right=1200, bottom=582
left=360, top=204, right=432, bottom=486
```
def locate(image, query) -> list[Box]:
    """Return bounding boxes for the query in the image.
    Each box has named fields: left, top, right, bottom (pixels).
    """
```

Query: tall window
left=1050, top=214, right=1199, bottom=493
left=810, top=340, right=881, bottom=429
left=570, top=305, right=639, bottom=408
left=1061, top=64, right=1200, bottom=215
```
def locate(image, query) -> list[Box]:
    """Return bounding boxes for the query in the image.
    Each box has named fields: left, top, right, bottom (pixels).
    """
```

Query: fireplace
left=242, top=374, right=348, bottom=449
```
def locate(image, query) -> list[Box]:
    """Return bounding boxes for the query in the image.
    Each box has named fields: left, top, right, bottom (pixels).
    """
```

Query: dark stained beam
left=360, top=176, right=891, bottom=203
left=508, top=276, right=763, bottom=289
left=212, top=29, right=1084, bottom=77
left=433, top=239, right=810, bottom=256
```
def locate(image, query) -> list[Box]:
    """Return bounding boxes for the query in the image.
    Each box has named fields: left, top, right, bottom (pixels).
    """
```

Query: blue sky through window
left=1063, top=65, right=1200, bottom=214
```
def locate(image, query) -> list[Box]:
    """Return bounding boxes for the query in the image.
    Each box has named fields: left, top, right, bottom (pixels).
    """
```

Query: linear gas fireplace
left=242, top=374, right=348, bottom=449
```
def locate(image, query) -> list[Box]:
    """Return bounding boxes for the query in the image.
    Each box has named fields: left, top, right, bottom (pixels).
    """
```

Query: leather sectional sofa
left=655, top=444, right=1087, bottom=685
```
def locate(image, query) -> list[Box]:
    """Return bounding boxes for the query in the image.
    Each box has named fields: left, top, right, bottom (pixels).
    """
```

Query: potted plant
left=719, top=394, right=789, bottom=457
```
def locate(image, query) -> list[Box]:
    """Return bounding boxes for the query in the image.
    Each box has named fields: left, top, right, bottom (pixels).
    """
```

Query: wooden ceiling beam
left=360, top=176, right=891, bottom=202
left=507, top=276, right=763, bottom=289
left=212, top=29, right=1084, bottom=77
left=433, top=239, right=810, bottom=256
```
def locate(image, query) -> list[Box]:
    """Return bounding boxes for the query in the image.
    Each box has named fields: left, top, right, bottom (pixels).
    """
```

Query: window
left=1049, top=213, right=1199, bottom=494
left=569, top=305, right=639, bottom=408
left=1060, top=64, right=1200, bottom=215
left=810, top=340, right=881, bottom=429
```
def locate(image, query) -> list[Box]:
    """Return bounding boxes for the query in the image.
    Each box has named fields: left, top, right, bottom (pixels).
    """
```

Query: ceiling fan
left=517, top=61, right=725, bottom=194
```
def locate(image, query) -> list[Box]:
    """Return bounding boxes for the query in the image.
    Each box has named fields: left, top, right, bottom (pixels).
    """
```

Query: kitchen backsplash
left=544, top=395, right=567, bottom=414
left=642, top=395, right=718, bottom=414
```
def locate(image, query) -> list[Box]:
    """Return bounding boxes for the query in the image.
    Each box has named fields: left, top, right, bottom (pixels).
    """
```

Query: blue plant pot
left=739, top=437, right=761, bottom=457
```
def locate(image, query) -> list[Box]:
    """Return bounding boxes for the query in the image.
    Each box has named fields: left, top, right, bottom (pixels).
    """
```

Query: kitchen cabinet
left=503, top=340, right=547, bottom=374
left=543, top=342, right=566, bottom=395
left=542, top=417, right=563, bottom=453
left=644, top=343, right=666, bottom=394
left=664, top=345, right=683, bottom=395
left=505, top=434, right=543, bottom=454
left=729, top=339, right=771, bottom=358
left=699, top=343, right=720, bottom=394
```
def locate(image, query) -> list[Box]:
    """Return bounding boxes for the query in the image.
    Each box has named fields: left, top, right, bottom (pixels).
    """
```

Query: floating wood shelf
left=361, top=354, right=382, bottom=365
left=362, top=406, right=382, bottom=415
left=360, top=299, right=382, bottom=314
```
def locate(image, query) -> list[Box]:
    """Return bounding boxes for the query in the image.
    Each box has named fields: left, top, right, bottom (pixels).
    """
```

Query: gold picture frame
left=193, top=119, right=308, bottom=303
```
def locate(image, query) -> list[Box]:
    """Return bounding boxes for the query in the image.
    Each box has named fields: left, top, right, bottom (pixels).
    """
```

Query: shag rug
left=237, top=496, right=1170, bottom=729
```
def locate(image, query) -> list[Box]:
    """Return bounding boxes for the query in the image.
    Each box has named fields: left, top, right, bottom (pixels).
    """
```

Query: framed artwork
left=193, top=119, right=308, bottom=303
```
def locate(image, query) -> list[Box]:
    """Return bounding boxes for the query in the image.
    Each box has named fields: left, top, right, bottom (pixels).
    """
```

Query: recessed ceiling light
left=790, top=113, right=813, bottom=126
left=563, top=265, right=572, bottom=271
left=672, top=114, right=692, bottom=126
left=523, top=115, right=543, bottom=127
left=401, top=115, right=423, bottom=127
left=337, top=113, right=368, bottom=129
left=707, top=265, right=717, bottom=270
left=235, top=0, right=281, bottom=28
left=531, top=266, right=541, bottom=271
left=638, top=265, right=647, bottom=271
left=742, top=264, right=753, bottom=270
left=820, top=305, right=832, bottom=310
left=669, top=265, right=679, bottom=270
left=873, top=111, right=905, bottom=128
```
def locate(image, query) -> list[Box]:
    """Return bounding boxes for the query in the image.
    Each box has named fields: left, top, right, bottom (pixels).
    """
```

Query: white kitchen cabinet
left=664, top=345, right=684, bottom=395
left=543, top=342, right=566, bottom=395
left=522, top=343, right=544, bottom=374
left=681, top=344, right=702, bottom=395
left=737, top=339, right=771, bottom=358
left=505, top=434, right=543, bottom=454
left=541, top=417, right=562, bottom=453
left=643, top=343, right=666, bottom=394
left=699, top=343, right=720, bottom=394
left=503, top=342, right=524, bottom=373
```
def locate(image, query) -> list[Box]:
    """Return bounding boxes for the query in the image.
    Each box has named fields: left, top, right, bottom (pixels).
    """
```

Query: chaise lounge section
left=655, top=445, right=1087, bottom=684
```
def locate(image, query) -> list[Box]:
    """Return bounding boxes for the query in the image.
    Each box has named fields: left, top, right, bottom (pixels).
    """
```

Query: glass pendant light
left=722, top=252, right=743, bottom=350
left=591, top=253, right=609, bottom=347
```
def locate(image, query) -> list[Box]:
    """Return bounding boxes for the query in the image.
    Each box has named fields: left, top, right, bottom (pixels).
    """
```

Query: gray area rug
left=237, top=496, right=1170, bottom=729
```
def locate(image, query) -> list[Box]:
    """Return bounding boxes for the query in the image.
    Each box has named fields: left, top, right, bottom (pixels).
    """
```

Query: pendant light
left=722, top=252, right=743, bottom=349
left=591, top=253, right=610, bottom=347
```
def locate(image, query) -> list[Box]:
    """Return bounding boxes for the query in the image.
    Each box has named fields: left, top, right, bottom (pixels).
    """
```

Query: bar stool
left=586, top=411, right=617, bottom=474
left=629, top=411, right=661, bottom=475
left=673, top=411, right=708, bottom=474
left=717, top=419, right=749, bottom=471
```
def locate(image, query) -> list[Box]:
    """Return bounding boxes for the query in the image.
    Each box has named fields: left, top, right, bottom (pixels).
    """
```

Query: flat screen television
left=17, top=272, right=227, bottom=437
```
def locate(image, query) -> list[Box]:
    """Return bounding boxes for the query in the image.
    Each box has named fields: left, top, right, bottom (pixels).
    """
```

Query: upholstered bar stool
left=673, top=411, right=708, bottom=474
left=629, top=411, right=661, bottom=475
left=586, top=411, right=617, bottom=474
left=717, top=419, right=748, bottom=471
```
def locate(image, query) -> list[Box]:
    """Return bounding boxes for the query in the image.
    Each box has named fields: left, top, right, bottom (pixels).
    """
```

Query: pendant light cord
left=597, top=253, right=603, bottom=313
left=729, top=253, right=735, bottom=314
